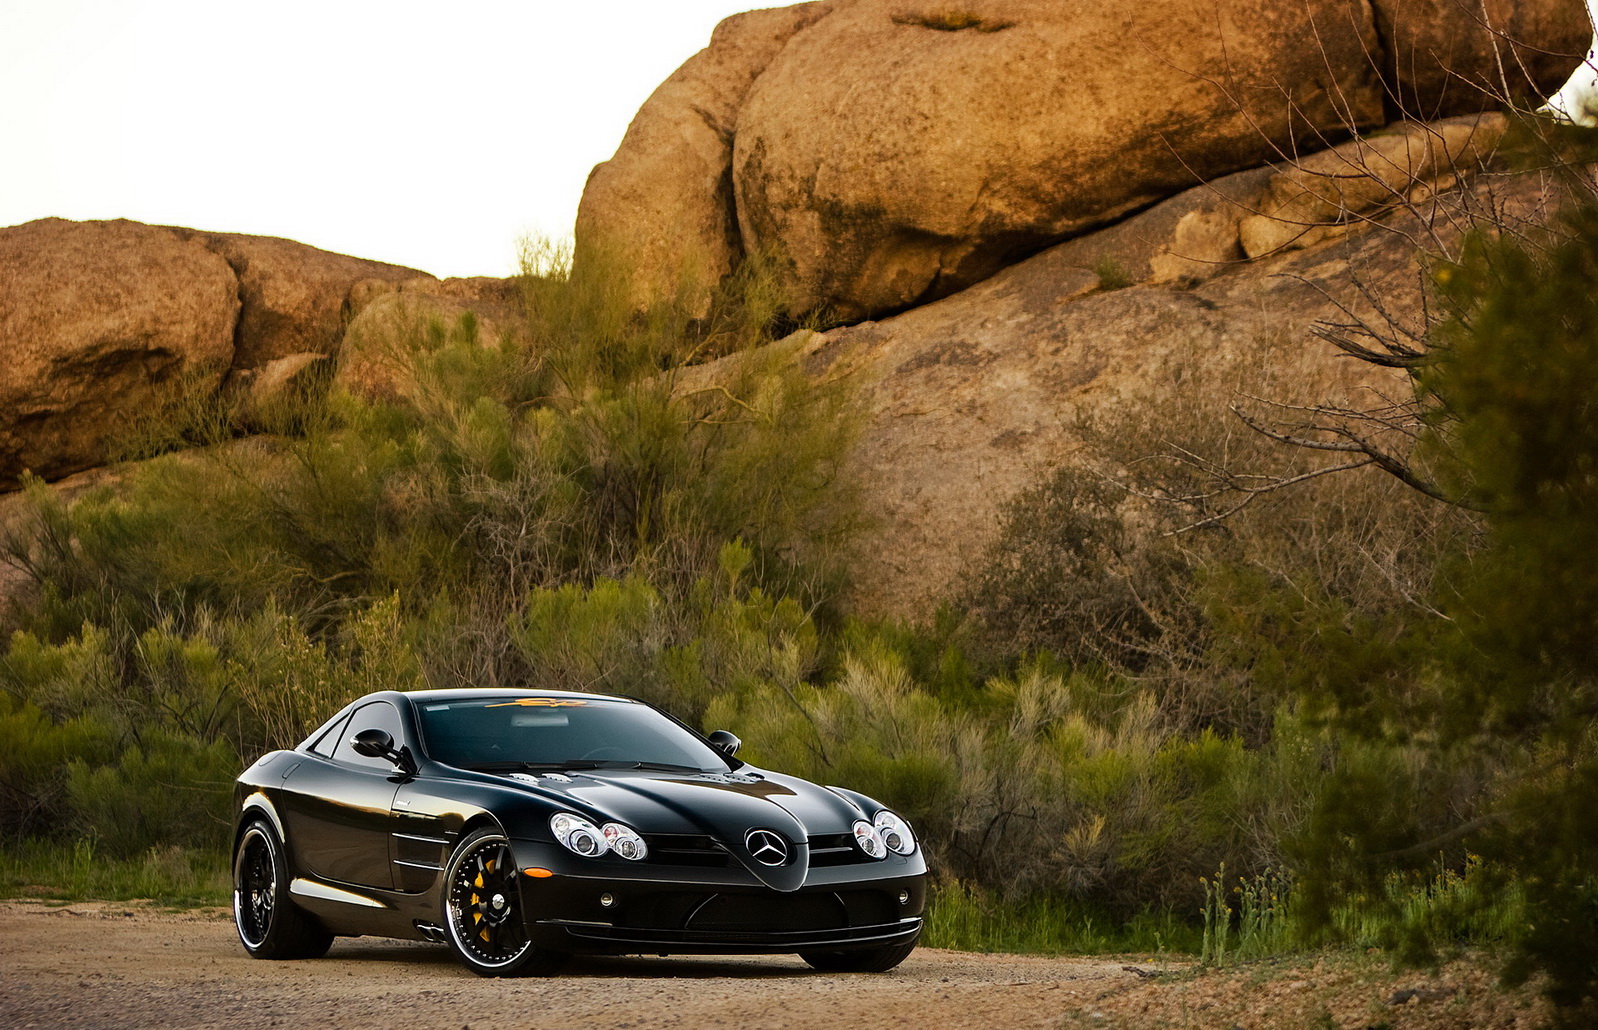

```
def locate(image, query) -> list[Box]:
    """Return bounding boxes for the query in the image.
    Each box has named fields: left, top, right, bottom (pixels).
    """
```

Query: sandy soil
left=0, top=901, right=1561, bottom=1030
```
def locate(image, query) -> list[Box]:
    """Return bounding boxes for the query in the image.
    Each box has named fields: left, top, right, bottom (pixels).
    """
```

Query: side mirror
left=707, top=730, right=742, bottom=756
left=351, top=728, right=397, bottom=759
left=351, top=728, right=416, bottom=775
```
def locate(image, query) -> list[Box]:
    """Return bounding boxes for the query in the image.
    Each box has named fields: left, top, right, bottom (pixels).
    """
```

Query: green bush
left=0, top=693, right=115, bottom=843
left=67, top=729, right=238, bottom=856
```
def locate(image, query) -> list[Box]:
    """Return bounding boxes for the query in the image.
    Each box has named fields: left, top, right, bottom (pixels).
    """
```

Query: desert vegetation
left=2, top=125, right=1597, bottom=1018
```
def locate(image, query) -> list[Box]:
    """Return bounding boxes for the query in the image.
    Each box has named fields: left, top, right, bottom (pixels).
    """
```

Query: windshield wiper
left=463, top=760, right=605, bottom=772
left=571, top=760, right=716, bottom=773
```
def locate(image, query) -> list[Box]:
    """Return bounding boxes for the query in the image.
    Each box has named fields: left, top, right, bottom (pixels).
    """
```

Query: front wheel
left=233, top=819, right=333, bottom=959
left=442, top=827, right=567, bottom=977
left=800, top=936, right=919, bottom=973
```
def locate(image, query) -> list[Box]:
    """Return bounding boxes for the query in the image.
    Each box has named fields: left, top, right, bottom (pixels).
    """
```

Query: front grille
left=687, top=891, right=847, bottom=932
left=643, top=833, right=731, bottom=868
left=642, top=832, right=874, bottom=869
left=622, top=891, right=710, bottom=930
left=599, top=887, right=906, bottom=939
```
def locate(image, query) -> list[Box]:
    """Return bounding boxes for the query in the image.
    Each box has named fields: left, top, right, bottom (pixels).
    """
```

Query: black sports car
left=231, top=688, right=927, bottom=976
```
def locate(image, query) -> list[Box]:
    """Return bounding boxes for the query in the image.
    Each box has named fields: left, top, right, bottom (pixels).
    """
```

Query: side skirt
left=287, top=876, right=441, bottom=940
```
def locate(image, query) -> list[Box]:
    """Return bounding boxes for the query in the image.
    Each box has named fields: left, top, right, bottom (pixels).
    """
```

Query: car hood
left=506, top=767, right=869, bottom=891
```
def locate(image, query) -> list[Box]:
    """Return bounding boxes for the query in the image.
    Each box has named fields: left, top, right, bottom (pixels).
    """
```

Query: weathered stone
left=1374, top=0, right=1586, bottom=117
left=1035, top=165, right=1277, bottom=288
left=0, top=218, right=238, bottom=488
left=582, top=0, right=1582, bottom=322
left=170, top=228, right=429, bottom=370
left=732, top=0, right=1398, bottom=320
left=575, top=2, right=837, bottom=313
left=1239, top=113, right=1508, bottom=258
left=688, top=167, right=1568, bottom=618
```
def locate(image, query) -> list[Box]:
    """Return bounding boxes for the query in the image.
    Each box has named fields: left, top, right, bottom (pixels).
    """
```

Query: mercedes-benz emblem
left=744, top=829, right=789, bottom=866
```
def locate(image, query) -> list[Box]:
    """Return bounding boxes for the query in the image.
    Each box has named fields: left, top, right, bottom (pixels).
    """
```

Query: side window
left=309, top=712, right=351, bottom=758
left=331, top=702, right=405, bottom=771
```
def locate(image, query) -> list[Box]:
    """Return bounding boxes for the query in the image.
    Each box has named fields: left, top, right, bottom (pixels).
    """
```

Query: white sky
left=0, top=1, right=758, bottom=279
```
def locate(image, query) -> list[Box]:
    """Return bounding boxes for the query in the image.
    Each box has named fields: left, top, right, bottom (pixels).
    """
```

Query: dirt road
left=0, top=901, right=1555, bottom=1029
left=0, top=901, right=1143, bottom=1030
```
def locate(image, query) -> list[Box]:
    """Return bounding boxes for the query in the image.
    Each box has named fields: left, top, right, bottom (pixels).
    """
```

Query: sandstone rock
left=575, top=2, right=837, bottom=313
left=170, top=229, right=429, bottom=370
left=0, top=218, right=238, bottom=489
left=1238, top=113, right=1508, bottom=258
left=704, top=165, right=1567, bottom=618
left=424, top=276, right=525, bottom=309
left=1374, top=0, right=1586, bottom=117
left=732, top=0, right=1396, bottom=320
left=906, top=112, right=1511, bottom=295
left=583, top=0, right=1581, bottom=323
left=1030, top=165, right=1277, bottom=289
left=735, top=0, right=1585, bottom=320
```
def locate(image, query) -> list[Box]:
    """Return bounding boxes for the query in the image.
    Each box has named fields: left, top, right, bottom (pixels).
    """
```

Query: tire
left=800, top=936, right=919, bottom=973
left=233, top=819, right=334, bottom=959
left=442, top=827, right=568, bottom=977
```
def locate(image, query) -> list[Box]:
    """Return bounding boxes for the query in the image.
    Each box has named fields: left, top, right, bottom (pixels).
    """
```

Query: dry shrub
left=966, top=334, right=1476, bottom=737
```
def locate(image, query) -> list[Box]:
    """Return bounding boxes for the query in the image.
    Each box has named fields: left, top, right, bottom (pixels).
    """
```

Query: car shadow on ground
left=323, top=938, right=815, bottom=979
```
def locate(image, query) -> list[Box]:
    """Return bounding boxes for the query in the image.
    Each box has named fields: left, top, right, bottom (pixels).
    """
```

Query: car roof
left=395, top=688, right=639, bottom=705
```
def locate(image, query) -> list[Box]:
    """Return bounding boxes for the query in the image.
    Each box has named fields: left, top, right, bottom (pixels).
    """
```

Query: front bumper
left=510, top=839, right=927, bottom=955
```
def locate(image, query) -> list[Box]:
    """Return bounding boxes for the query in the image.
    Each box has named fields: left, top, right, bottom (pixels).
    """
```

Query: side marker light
left=524, top=867, right=555, bottom=878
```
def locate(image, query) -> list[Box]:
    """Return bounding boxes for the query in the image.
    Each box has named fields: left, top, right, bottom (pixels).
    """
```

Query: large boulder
left=167, top=228, right=428, bottom=371
left=0, top=218, right=454, bottom=488
left=1375, top=0, right=1586, bottom=116
left=581, top=0, right=1584, bottom=322
left=689, top=151, right=1568, bottom=617
left=734, top=0, right=1392, bottom=319
left=574, top=2, right=836, bottom=313
left=0, top=219, right=239, bottom=488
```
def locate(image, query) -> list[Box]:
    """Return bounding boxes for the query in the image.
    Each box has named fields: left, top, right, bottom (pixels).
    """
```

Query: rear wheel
left=800, top=936, right=919, bottom=973
left=442, top=827, right=567, bottom=977
left=233, top=819, right=333, bottom=959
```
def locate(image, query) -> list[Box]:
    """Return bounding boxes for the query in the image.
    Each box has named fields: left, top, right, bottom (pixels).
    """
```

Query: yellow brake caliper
left=476, top=858, right=495, bottom=942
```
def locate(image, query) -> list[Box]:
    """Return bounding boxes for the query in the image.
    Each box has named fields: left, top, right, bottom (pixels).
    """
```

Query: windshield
left=415, top=696, right=730, bottom=773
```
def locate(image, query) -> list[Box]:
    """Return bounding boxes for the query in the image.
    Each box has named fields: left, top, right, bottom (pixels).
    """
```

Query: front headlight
left=852, top=819, right=887, bottom=859
left=549, top=813, right=648, bottom=860
left=550, top=813, right=607, bottom=857
left=873, top=810, right=916, bottom=855
left=602, top=822, right=648, bottom=861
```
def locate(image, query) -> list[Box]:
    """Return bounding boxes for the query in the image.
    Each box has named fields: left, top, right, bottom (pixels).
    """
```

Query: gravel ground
left=0, top=901, right=1563, bottom=1029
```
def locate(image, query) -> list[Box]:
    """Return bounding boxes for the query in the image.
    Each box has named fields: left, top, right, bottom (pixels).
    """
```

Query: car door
left=278, top=700, right=406, bottom=890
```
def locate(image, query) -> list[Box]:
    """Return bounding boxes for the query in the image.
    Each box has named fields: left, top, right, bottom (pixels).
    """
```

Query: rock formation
left=0, top=219, right=516, bottom=488
left=167, top=228, right=421, bottom=371
left=1, top=219, right=239, bottom=490
left=575, top=2, right=837, bottom=314
left=695, top=138, right=1566, bottom=616
left=578, top=0, right=1584, bottom=320
left=5, top=0, right=1593, bottom=621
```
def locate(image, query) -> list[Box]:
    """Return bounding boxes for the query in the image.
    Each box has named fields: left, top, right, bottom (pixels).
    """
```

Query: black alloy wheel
left=443, top=827, right=567, bottom=977
left=232, top=819, right=333, bottom=959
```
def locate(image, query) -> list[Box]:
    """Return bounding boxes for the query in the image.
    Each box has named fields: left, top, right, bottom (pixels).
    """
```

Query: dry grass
left=1061, top=951, right=1567, bottom=1030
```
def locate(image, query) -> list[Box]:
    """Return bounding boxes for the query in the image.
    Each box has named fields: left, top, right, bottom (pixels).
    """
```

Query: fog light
left=898, top=890, right=910, bottom=906
left=599, top=893, right=616, bottom=908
